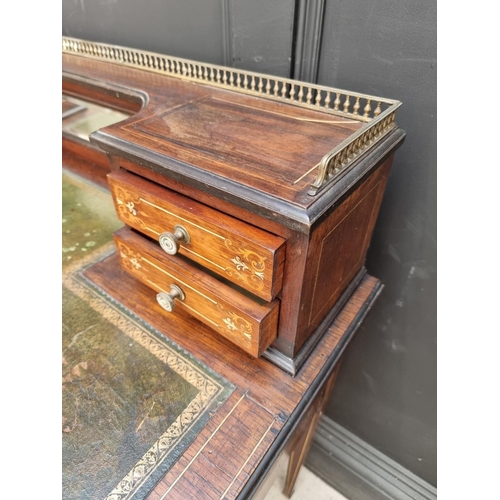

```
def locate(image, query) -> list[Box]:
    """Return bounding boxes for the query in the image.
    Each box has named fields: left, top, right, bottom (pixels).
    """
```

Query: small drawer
left=108, top=169, right=285, bottom=301
left=113, top=226, right=279, bottom=357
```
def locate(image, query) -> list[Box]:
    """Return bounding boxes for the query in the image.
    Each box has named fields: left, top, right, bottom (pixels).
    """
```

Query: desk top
left=62, top=37, right=404, bottom=231
left=62, top=168, right=381, bottom=500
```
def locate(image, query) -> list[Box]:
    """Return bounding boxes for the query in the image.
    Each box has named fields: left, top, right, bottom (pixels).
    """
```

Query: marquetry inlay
left=113, top=186, right=269, bottom=288
left=115, top=240, right=256, bottom=347
left=225, top=240, right=266, bottom=292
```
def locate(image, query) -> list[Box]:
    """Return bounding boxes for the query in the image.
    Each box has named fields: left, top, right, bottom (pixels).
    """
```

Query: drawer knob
left=159, top=225, right=190, bottom=255
left=156, top=284, right=185, bottom=312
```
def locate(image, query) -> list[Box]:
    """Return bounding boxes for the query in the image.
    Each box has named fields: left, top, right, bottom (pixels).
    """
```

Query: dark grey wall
left=62, top=0, right=437, bottom=489
left=318, top=0, right=437, bottom=487
left=62, top=0, right=295, bottom=76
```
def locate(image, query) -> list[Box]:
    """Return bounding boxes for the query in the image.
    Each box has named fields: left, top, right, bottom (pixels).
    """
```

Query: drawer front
left=108, top=170, right=285, bottom=301
left=113, top=227, right=279, bottom=357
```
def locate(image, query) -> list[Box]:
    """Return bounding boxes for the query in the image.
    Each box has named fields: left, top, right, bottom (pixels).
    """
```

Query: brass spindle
left=363, top=99, right=372, bottom=118
left=334, top=93, right=341, bottom=111
left=343, top=95, right=350, bottom=113
left=374, top=102, right=382, bottom=116
left=353, top=97, right=360, bottom=115
left=306, top=87, right=313, bottom=105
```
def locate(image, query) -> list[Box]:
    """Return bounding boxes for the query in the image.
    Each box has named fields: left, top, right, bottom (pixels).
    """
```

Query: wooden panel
left=127, top=93, right=360, bottom=193
left=62, top=74, right=144, bottom=114
left=62, top=137, right=111, bottom=190
left=108, top=169, right=286, bottom=301
left=294, top=158, right=393, bottom=352
left=309, top=184, right=381, bottom=323
left=114, top=227, right=279, bottom=357
left=116, top=157, right=295, bottom=238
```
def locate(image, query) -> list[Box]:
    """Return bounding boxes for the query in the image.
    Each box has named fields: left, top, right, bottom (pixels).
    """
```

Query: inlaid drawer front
left=113, top=227, right=279, bottom=357
left=108, top=170, right=286, bottom=301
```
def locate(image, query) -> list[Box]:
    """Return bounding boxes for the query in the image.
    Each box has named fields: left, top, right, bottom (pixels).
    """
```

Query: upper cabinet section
left=62, top=37, right=403, bottom=229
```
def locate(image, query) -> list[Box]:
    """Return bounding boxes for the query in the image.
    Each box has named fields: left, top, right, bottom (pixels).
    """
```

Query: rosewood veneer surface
left=62, top=41, right=401, bottom=498
left=84, top=248, right=381, bottom=500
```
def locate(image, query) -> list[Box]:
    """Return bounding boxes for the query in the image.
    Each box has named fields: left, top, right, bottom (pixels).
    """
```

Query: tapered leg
left=283, top=361, right=342, bottom=497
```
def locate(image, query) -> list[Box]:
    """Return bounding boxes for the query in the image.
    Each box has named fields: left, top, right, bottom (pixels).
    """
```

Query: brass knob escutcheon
left=156, top=284, right=185, bottom=312
left=159, top=225, right=190, bottom=255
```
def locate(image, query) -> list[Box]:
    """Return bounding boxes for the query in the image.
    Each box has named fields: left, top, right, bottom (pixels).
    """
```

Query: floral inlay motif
left=113, top=187, right=147, bottom=232
left=216, top=304, right=253, bottom=343
left=118, top=244, right=143, bottom=272
left=129, top=257, right=141, bottom=269
left=230, top=256, right=249, bottom=272
left=224, top=240, right=266, bottom=292
left=223, top=318, right=238, bottom=331
left=125, top=201, right=137, bottom=215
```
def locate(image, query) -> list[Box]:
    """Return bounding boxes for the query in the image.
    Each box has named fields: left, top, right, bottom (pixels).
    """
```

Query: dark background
left=63, top=0, right=436, bottom=488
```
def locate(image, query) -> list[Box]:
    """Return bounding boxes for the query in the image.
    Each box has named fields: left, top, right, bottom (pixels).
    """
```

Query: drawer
left=113, top=226, right=280, bottom=357
left=108, top=169, right=286, bottom=301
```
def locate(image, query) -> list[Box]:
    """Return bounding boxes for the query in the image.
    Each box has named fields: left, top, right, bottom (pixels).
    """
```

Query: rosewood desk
left=62, top=37, right=404, bottom=500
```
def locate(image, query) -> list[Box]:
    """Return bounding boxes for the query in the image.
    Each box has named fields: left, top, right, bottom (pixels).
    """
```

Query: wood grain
left=108, top=169, right=286, bottom=301
left=62, top=55, right=403, bottom=362
left=292, top=157, right=393, bottom=352
left=82, top=252, right=381, bottom=499
left=62, top=137, right=111, bottom=190
left=62, top=54, right=367, bottom=208
left=61, top=50, right=402, bottom=499
left=114, top=227, right=279, bottom=357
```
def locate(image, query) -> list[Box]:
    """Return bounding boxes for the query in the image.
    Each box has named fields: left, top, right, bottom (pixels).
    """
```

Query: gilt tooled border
left=63, top=244, right=234, bottom=500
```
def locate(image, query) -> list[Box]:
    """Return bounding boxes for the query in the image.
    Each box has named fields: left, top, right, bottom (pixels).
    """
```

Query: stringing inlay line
left=219, top=418, right=277, bottom=499
left=211, top=97, right=360, bottom=125
left=292, top=162, right=321, bottom=185
left=140, top=198, right=225, bottom=239
left=142, top=257, right=217, bottom=303
left=159, top=392, right=248, bottom=499
left=181, top=246, right=226, bottom=271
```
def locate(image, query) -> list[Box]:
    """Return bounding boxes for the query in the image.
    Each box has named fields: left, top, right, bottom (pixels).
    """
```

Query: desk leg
left=283, top=362, right=341, bottom=497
